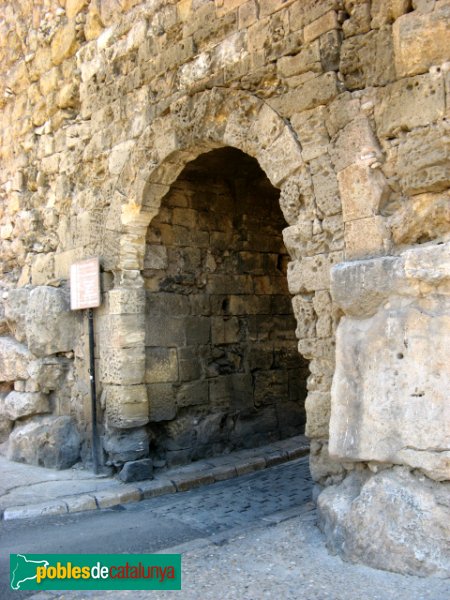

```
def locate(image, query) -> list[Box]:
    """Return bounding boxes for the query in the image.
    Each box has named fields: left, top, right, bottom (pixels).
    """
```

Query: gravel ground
left=29, top=509, right=450, bottom=600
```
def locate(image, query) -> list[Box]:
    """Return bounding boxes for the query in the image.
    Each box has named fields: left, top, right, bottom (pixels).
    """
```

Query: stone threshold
left=1, top=435, right=309, bottom=521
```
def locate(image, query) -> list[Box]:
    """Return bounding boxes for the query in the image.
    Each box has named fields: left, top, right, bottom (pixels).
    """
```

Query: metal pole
left=88, top=307, right=99, bottom=474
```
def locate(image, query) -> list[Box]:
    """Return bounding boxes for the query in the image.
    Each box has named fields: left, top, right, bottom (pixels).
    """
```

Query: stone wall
left=143, top=147, right=308, bottom=465
left=0, top=0, right=449, bottom=577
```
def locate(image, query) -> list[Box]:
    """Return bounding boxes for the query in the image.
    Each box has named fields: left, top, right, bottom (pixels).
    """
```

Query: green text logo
left=10, top=554, right=181, bottom=590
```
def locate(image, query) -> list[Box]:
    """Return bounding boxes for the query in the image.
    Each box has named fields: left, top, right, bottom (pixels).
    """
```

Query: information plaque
left=70, top=258, right=101, bottom=310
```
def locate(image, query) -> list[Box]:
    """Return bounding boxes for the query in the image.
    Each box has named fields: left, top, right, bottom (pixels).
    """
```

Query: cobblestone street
left=2, top=457, right=449, bottom=600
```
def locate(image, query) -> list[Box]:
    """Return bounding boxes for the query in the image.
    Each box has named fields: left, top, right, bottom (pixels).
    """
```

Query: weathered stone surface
left=318, top=469, right=450, bottom=577
left=0, top=0, right=449, bottom=578
left=340, top=27, right=395, bottom=89
left=330, top=116, right=381, bottom=173
left=383, top=122, right=450, bottom=196
left=393, top=5, right=450, bottom=77
left=25, top=287, right=77, bottom=357
left=2, top=391, right=50, bottom=420
left=27, top=357, right=70, bottom=393
left=389, top=192, right=450, bottom=245
left=105, top=384, right=149, bottom=429
left=309, top=439, right=346, bottom=484
left=403, top=241, right=450, bottom=287
left=344, top=215, right=390, bottom=260
left=0, top=337, right=34, bottom=381
left=330, top=245, right=450, bottom=482
left=103, top=427, right=149, bottom=466
left=305, top=391, right=330, bottom=438
left=51, top=21, right=79, bottom=66
left=331, top=256, right=403, bottom=317
left=337, top=164, right=388, bottom=222
left=375, top=73, right=446, bottom=138
left=8, top=416, right=81, bottom=469
left=118, top=458, right=153, bottom=482
left=4, top=288, right=31, bottom=343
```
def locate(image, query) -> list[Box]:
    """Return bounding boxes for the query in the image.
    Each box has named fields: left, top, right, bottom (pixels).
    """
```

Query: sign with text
left=10, top=553, right=181, bottom=590
left=70, top=258, right=101, bottom=310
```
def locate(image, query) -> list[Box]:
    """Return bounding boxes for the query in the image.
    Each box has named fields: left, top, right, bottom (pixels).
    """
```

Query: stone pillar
left=98, top=278, right=150, bottom=466
left=318, top=242, right=450, bottom=577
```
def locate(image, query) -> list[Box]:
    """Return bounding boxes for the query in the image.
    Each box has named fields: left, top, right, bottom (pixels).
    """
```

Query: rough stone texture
left=318, top=469, right=450, bottom=578
left=102, top=427, right=149, bottom=466
left=25, top=287, right=77, bottom=357
left=0, top=337, right=34, bottom=382
left=330, top=243, right=450, bottom=482
left=0, top=0, right=449, bottom=578
left=1, top=391, right=50, bottom=421
left=393, top=4, right=450, bottom=77
left=143, top=149, right=309, bottom=464
left=118, top=458, right=153, bottom=482
left=7, top=416, right=81, bottom=469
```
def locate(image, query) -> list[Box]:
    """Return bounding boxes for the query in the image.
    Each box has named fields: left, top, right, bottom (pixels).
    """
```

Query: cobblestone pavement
left=5, top=456, right=450, bottom=600
left=123, top=455, right=313, bottom=534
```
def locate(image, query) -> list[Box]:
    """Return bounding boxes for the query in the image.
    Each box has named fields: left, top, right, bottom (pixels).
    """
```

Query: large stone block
left=103, top=426, right=149, bottom=466
left=145, top=348, right=178, bottom=384
left=0, top=337, right=34, bottom=382
left=383, top=122, right=450, bottom=196
left=25, top=287, right=78, bottom=357
left=329, top=116, right=381, bottom=173
left=27, top=357, right=70, bottom=393
left=340, top=27, right=395, bottom=89
left=105, top=384, right=149, bottom=428
left=337, top=164, right=388, bottom=222
left=375, top=73, right=446, bottom=138
left=99, top=346, right=146, bottom=385
left=8, top=416, right=81, bottom=469
left=4, top=288, right=31, bottom=343
left=318, top=469, right=450, bottom=577
left=389, top=192, right=450, bottom=245
left=2, top=391, right=50, bottom=420
left=287, top=252, right=343, bottom=293
left=393, top=5, right=450, bottom=77
left=331, top=256, right=403, bottom=317
left=330, top=292, right=450, bottom=481
left=344, top=216, right=390, bottom=260
left=147, top=383, right=177, bottom=421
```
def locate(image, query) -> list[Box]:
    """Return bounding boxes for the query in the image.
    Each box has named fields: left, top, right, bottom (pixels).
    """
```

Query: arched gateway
left=1, top=1, right=449, bottom=579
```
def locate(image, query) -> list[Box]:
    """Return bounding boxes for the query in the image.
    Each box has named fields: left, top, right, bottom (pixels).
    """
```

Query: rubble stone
left=8, top=416, right=81, bottom=469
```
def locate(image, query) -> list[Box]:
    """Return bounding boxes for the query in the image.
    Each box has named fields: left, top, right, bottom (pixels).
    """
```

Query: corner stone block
left=393, top=6, right=450, bottom=78
left=97, top=314, right=145, bottom=349
left=329, top=302, right=450, bottom=481
left=108, top=288, right=146, bottom=315
left=344, top=216, right=390, bottom=260
left=337, top=164, right=388, bottom=222
left=99, top=346, right=146, bottom=385
left=105, top=384, right=149, bottom=428
left=330, top=256, right=402, bottom=317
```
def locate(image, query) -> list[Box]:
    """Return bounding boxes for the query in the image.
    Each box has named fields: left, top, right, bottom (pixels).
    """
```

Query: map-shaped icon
left=10, top=554, right=49, bottom=590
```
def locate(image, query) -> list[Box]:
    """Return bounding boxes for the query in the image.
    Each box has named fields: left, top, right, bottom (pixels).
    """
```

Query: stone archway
left=100, top=88, right=317, bottom=464
left=143, top=146, right=310, bottom=465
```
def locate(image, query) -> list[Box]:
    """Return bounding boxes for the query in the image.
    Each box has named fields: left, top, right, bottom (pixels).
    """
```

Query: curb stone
left=1, top=435, right=309, bottom=521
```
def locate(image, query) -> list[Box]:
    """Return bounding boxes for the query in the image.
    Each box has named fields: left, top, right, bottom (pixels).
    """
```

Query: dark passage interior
left=144, top=147, right=308, bottom=466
